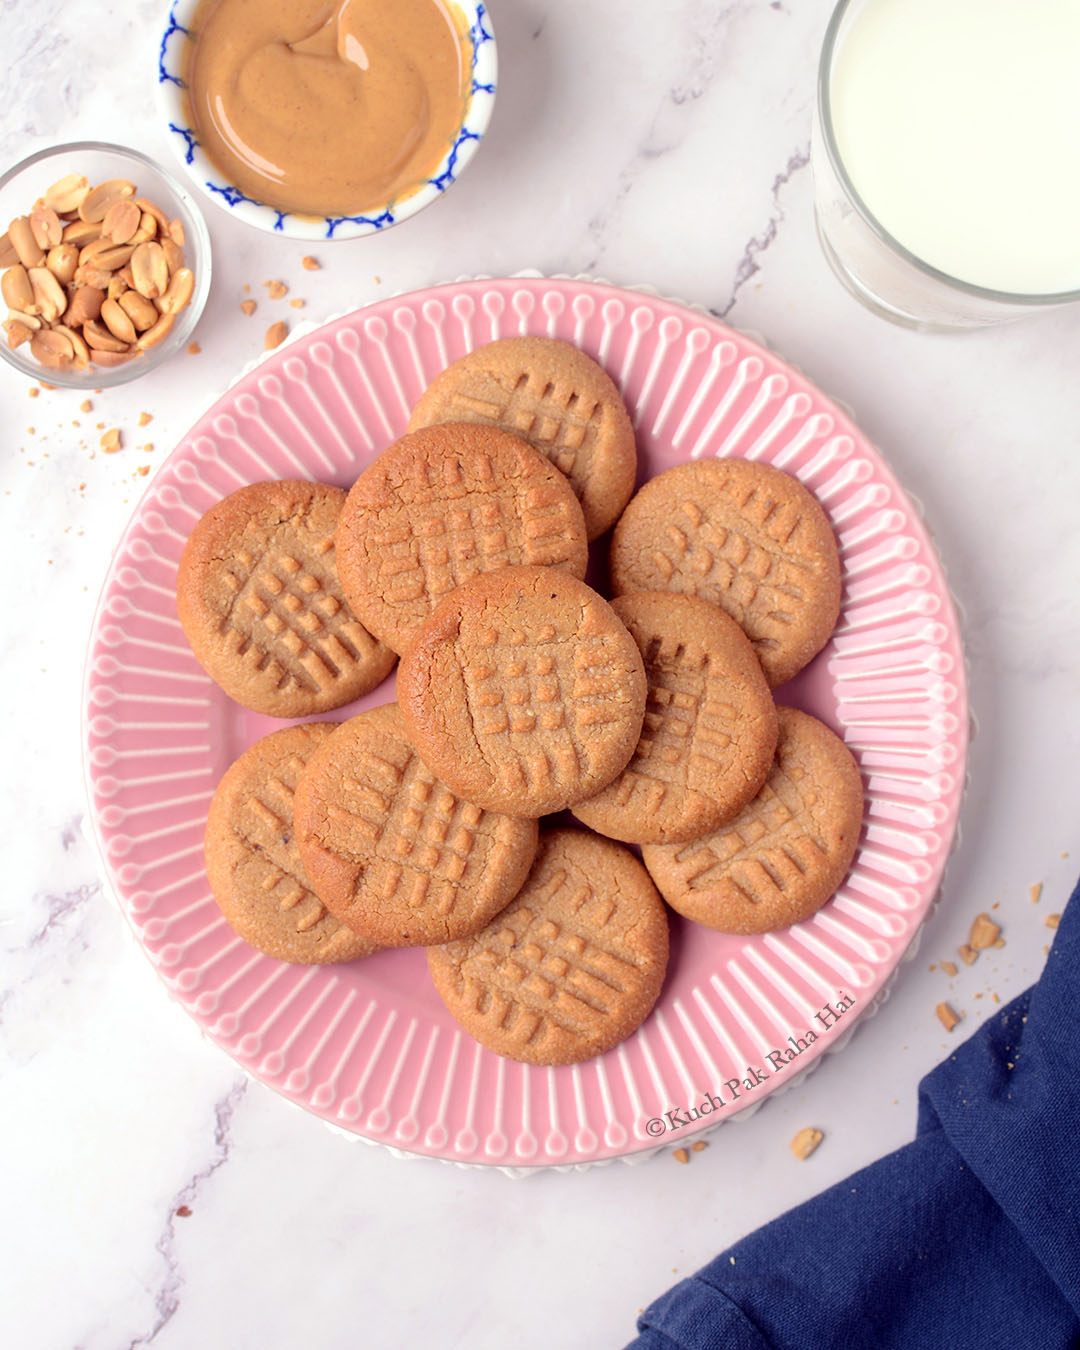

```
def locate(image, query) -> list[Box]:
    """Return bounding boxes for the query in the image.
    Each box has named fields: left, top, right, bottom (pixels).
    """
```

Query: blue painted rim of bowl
left=156, top=0, right=497, bottom=240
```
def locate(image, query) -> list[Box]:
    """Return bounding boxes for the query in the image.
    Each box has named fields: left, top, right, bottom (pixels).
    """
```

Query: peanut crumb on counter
left=240, top=299, right=256, bottom=316
left=1030, top=883, right=1043, bottom=903
left=28, top=387, right=38, bottom=398
left=176, top=1205, right=192, bottom=1218
left=80, top=399, right=92, bottom=413
left=958, top=944, right=977, bottom=966
left=265, top=279, right=288, bottom=299
left=672, top=1148, right=689, bottom=1165
left=187, top=342, right=201, bottom=355
left=936, top=1002, right=961, bottom=1032
left=928, top=963, right=936, bottom=972
left=969, top=912, right=1000, bottom=951
left=790, top=1128, right=823, bottom=1160
left=1062, top=852, right=1070, bottom=859
left=992, top=936, right=1006, bottom=949
left=940, top=960, right=958, bottom=977
left=374, top=275, right=382, bottom=284
left=265, top=320, right=287, bottom=350
left=27, top=426, right=35, bottom=435
left=691, top=1140, right=708, bottom=1153
left=1045, top=913, right=1061, bottom=930
left=974, top=992, right=983, bottom=999
left=138, top=412, right=152, bottom=427
left=301, top=255, right=320, bottom=270
left=290, top=298, right=305, bottom=308
left=243, top=283, right=250, bottom=293
left=141, top=443, right=154, bottom=453
left=101, top=428, right=121, bottom=453
left=136, top=464, right=150, bottom=476
left=992, top=993, right=1000, bottom=1004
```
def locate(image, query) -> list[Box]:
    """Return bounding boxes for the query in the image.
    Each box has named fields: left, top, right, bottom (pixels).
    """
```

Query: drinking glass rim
left=817, top=0, right=1080, bottom=308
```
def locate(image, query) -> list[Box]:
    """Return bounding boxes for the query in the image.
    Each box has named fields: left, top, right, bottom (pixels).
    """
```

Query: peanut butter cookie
left=177, top=479, right=395, bottom=716
left=293, top=704, right=538, bottom=948
left=428, top=828, right=669, bottom=1065
left=397, top=567, right=647, bottom=817
left=205, top=723, right=379, bottom=964
left=407, top=337, right=637, bottom=539
left=571, top=592, right=778, bottom=844
left=609, top=458, right=841, bottom=687
left=335, top=424, right=588, bottom=655
left=641, top=707, right=864, bottom=934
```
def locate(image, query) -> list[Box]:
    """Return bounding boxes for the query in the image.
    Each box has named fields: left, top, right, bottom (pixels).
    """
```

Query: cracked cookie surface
left=178, top=479, right=395, bottom=716
left=397, top=566, right=647, bottom=817
left=293, top=703, right=538, bottom=947
left=642, top=707, right=864, bottom=934
left=428, top=828, right=669, bottom=1065
left=205, top=723, right=380, bottom=964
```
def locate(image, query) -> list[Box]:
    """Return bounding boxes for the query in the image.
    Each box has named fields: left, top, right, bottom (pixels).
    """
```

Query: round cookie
left=397, top=567, right=647, bottom=817
left=177, top=479, right=395, bottom=717
left=407, top=336, right=637, bottom=539
left=428, top=828, right=669, bottom=1065
left=641, top=707, right=864, bottom=935
left=293, top=703, right=538, bottom=948
left=205, top=723, right=379, bottom=964
left=609, top=458, right=841, bottom=687
left=336, top=424, right=589, bottom=655
left=571, top=592, right=778, bottom=845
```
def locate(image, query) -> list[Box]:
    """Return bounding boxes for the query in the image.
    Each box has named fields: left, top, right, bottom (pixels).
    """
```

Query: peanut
left=100, top=296, right=137, bottom=344
left=43, top=174, right=90, bottom=214
left=136, top=312, right=175, bottom=349
left=79, top=178, right=136, bottom=224
left=2, top=265, right=35, bottom=312
left=30, top=207, right=63, bottom=250
left=0, top=232, right=19, bottom=268
left=65, top=286, right=105, bottom=328
left=158, top=267, right=194, bottom=315
left=102, top=199, right=142, bottom=245
left=30, top=327, right=75, bottom=368
left=790, top=1128, right=824, bottom=1160
left=9, top=216, right=45, bottom=268
left=131, top=241, right=168, bottom=298
left=45, top=243, right=79, bottom=286
left=61, top=219, right=101, bottom=248
left=83, top=317, right=129, bottom=353
left=118, top=289, right=159, bottom=331
left=4, top=318, right=35, bottom=349
left=28, top=266, right=67, bottom=323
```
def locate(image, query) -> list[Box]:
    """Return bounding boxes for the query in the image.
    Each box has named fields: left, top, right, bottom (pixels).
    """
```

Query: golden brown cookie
left=571, top=592, right=778, bottom=844
left=397, top=567, right=647, bottom=817
left=335, top=423, right=589, bottom=655
left=407, top=337, right=637, bottom=539
left=609, top=458, right=841, bottom=687
left=293, top=703, right=538, bottom=947
left=177, top=479, right=395, bottom=716
left=428, top=828, right=669, bottom=1065
left=205, top=723, right=379, bottom=964
left=641, top=707, right=864, bottom=934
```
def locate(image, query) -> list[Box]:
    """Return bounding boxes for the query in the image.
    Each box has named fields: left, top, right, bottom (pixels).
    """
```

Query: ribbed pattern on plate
left=84, top=278, right=967, bottom=1167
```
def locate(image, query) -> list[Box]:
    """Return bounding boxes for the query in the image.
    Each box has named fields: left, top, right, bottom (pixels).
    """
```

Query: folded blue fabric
left=627, top=878, right=1080, bottom=1350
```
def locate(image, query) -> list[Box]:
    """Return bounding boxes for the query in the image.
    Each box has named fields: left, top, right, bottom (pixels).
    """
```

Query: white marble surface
left=2, top=2, right=1079, bottom=1347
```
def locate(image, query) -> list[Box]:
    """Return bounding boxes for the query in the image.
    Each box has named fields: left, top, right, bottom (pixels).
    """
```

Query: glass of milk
left=812, top=0, right=1080, bottom=329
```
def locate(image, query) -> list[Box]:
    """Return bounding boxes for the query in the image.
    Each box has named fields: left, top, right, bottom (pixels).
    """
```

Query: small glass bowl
left=156, top=0, right=497, bottom=241
left=0, top=141, right=211, bottom=389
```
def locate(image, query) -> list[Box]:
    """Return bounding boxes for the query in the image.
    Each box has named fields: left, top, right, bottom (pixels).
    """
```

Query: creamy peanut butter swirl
left=187, top=0, right=468, bottom=216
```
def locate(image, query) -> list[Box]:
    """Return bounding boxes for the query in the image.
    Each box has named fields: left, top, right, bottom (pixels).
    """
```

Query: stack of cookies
left=181, top=335, right=863, bottom=1067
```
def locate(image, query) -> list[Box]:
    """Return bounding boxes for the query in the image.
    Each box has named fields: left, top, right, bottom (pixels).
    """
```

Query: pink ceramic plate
left=83, top=277, right=967, bottom=1170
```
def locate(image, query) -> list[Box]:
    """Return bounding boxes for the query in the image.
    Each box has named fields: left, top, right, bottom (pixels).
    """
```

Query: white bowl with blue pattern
left=156, top=0, right=497, bottom=240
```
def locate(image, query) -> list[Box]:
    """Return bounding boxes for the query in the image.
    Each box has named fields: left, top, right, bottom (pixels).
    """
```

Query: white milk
left=829, top=0, right=1080, bottom=295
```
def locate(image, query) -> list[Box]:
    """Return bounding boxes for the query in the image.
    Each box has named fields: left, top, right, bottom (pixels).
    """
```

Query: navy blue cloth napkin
left=626, top=878, right=1080, bottom=1350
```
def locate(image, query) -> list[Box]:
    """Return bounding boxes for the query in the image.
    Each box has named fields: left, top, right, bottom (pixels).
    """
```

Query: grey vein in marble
left=714, top=145, right=810, bottom=318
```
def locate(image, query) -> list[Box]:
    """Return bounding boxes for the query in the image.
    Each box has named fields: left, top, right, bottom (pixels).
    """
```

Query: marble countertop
left=3, top=2, right=1078, bottom=1347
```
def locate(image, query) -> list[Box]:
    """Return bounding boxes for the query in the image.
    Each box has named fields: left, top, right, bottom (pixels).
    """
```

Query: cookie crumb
left=958, top=944, right=977, bottom=966
left=969, top=912, right=1000, bottom=951
left=790, top=1127, right=823, bottom=1160
left=28, top=387, right=38, bottom=398
left=136, top=464, right=150, bottom=476
left=138, top=411, right=152, bottom=427
left=79, top=398, right=92, bottom=413
left=936, top=1002, right=961, bottom=1032
left=100, top=428, right=121, bottom=454
left=187, top=341, right=201, bottom=355
left=265, top=279, right=288, bottom=299
left=1045, top=913, right=1061, bottom=930
left=691, top=1140, right=708, bottom=1153
left=176, top=1204, right=192, bottom=1218
left=265, top=320, right=287, bottom=350
left=289, top=298, right=305, bottom=308
left=301, top=255, right=320, bottom=270
left=672, top=1148, right=689, bottom=1165
left=940, top=959, right=958, bottom=977
left=240, top=299, right=256, bottom=316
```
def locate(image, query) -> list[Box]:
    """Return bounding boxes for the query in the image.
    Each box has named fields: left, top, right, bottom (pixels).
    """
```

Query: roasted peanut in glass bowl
left=0, top=142, right=211, bottom=389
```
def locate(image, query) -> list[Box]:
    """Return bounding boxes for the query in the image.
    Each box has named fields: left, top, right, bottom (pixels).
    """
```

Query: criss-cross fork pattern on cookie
left=324, top=748, right=511, bottom=917
left=607, top=638, right=739, bottom=812
left=461, top=615, right=631, bottom=798
left=370, top=453, right=581, bottom=609
left=671, top=759, right=829, bottom=906
left=445, top=370, right=603, bottom=486
left=651, top=484, right=817, bottom=656
left=460, top=867, right=645, bottom=1048
left=220, top=535, right=379, bottom=697
left=239, top=752, right=330, bottom=934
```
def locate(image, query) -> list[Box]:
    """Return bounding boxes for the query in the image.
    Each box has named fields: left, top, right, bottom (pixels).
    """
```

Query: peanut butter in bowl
left=185, top=0, right=475, bottom=219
